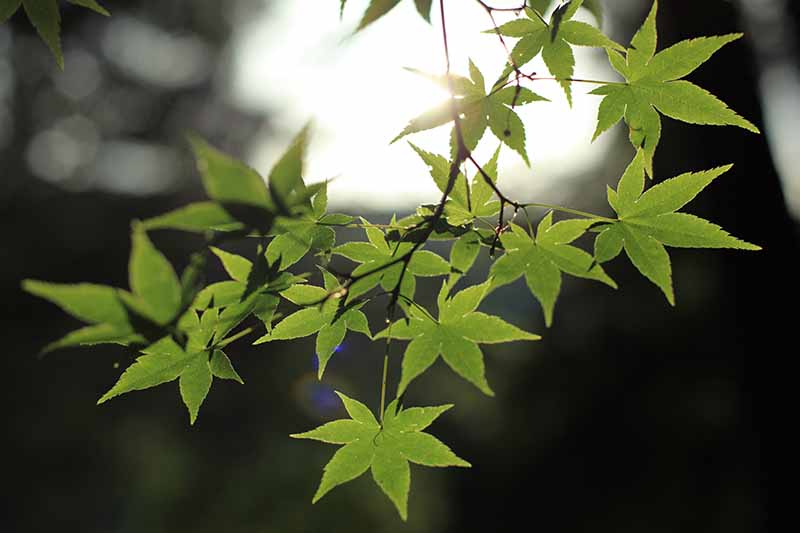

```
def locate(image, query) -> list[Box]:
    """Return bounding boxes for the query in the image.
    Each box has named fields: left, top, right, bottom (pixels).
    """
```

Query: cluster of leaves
left=16, top=0, right=761, bottom=522
left=0, top=0, right=109, bottom=69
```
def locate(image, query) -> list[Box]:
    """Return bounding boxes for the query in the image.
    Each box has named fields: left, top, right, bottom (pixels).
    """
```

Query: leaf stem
left=379, top=319, right=392, bottom=425
left=521, top=202, right=615, bottom=223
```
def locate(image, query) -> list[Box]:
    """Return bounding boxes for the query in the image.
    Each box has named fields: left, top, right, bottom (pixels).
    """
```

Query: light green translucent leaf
left=209, top=349, right=243, bottom=383
left=392, top=404, right=452, bottom=432
left=210, top=247, right=252, bottom=283
left=397, top=333, right=440, bottom=396
left=455, top=312, right=541, bottom=344
left=439, top=331, right=492, bottom=396
left=129, top=224, right=182, bottom=324
left=639, top=80, right=759, bottom=133
left=179, top=355, right=212, bottom=425
left=639, top=34, right=742, bottom=82
left=627, top=0, right=658, bottom=75
left=316, top=319, right=347, bottom=378
left=410, top=143, right=469, bottom=208
left=143, top=202, right=241, bottom=233
left=335, top=391, right=380, bottom=427
left=22, top=280, right=128, bottom=325
left=408, top=250, right=450, bottom=277
left=312, top=439, right=375, bottom=502
left=291, top=420, right=373, bottom=444
left=594, top=225, right=624, bottom=263
left=295, top=393, right=467, bottom=520
left=626, top=213, right=761, bottom=250
left=371, top=448, right=410, bottom=520
left=189, top=136, right=271, bottom=209
left=280, top=284, right=328, bottom=305
left=620, top=224, right=674, bottom=304
left=616, top=150, right=646, bottom=211
left=393, top=431, right=471, bottom=467
left=268, top=124, right=310, bottom=208
left=450, top=231, right=481, bottom=281
left=255, top=307, right=327, bottom=343
left=625, top=164, right=732, bottom=217
left=560, top=21, right=623, bottom=51
left=488, top=103, right=529, bottom=165
left=41, top=323, right=137, bottom=354
left=98, top=350, right=199, bottom=404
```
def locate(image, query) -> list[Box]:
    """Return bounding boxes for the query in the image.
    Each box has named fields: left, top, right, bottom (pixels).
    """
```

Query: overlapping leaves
left=332, top=220, right=451, bottom=301
left=376, top=281, right=540, bottom=396
left=292, top=392, right=469, bottom=520
left=255, top=268, right=372, bottom=378
left=393, top=60, right=547, bottom=164
left=589, top=0, right=759, bottom=175
left=144, top=126, right=325, bottom=236
left=493, top=0, right=623, bottom=105
left=491, top=212, right=617, bottom=327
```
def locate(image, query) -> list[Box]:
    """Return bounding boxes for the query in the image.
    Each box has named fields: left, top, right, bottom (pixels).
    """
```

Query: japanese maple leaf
left=490, top=213, right=617, bottom=327
left=253, top=269, right=372, bottom=378
left=392, top=60, right=548, bottom=164
left=589, top=0, right=759, bottom=175
left=291, top=392, right=469, bottom=520
left=376, top=281, right=540, bottom=396
left=410, top=143, right=503, bottom=227
left=332, top=220, right=451, bottom=301
left=493, top=0, right=624, bottom=105
left=97, top=307, right=244, bottom=424
left=195, top=247, right=307, bottom=339
left=594, top=150, right=760, bottom=304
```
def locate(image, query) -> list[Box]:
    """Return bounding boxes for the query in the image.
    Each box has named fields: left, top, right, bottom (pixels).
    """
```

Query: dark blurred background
left=2, top=1, right=794, bottom=531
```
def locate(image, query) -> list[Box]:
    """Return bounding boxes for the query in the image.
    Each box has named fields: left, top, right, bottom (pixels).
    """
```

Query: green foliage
left=291, top=392, right=468, bottom=520
left=393, top=60, right=548, bottom=164
left=376, top=281, right=540, bottom=396
left=589, top=1, right=759, bottom=175
left=16, top=0, right=762, bottom=521
left=490, top=212, right=616, bottom=327
left=494, top=1, right=623, bottom=105
left=1, top=0, right=109, bottom=68
left=599, top=150, right=760, bottom=304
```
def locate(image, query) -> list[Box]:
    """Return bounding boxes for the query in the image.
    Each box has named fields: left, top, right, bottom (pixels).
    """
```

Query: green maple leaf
left=98, top=308, right=244, bottom=425
left=376, top=281, right=540, bottom=396
left=493, top=0, right=624, bottom=105
left=490, top=213, right=617, bottom=327
left=22, top=223, right=188, bottom=352
left=264, top=183, right=353, bottom=270
left=590, top=0, right=759, bottom=175
left=144, top=126, right=325, bottom=235
left=291, top=392, right=469, bottom=520
left=596, top=150, right=760, bottom=304
left=411, top=143, right=503, bottom=227
left=194, top=247, right=307, bottom=338
left=332, top=219, right=451, bottom=302
left=393, top=60, right=548, bottom=164
left=253, top=269, right=372, bottom=378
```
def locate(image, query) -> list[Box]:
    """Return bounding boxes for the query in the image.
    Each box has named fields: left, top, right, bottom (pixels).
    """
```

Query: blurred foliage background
left=1, top=1, right=794, bottom=531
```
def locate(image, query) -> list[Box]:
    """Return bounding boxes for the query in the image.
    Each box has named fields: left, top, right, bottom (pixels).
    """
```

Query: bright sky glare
left=229, top=0, right=617, bottom=211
